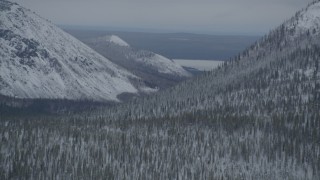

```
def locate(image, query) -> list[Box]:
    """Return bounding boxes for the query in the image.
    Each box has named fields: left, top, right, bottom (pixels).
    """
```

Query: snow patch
left=297, top=2, right=320, bottom=30
left=136, top=54, right=191, bottom=77
left=105, top=35, right=130, bottom=47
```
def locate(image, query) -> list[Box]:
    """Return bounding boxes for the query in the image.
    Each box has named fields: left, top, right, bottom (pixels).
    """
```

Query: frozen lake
left=173, top=59, right=224, bottom=71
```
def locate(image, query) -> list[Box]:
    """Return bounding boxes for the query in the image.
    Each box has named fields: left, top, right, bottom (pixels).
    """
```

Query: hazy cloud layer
left=13, top=0, right=314, bottom=35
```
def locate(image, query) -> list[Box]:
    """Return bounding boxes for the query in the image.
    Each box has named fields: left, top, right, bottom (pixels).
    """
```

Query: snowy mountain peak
left=301, top=1, right=320, bottom=27
left=286, top=1, right=320, bottom=35
left=105, top=35, right=130, bottom=47
left=0, top=0, right=144, bottom=101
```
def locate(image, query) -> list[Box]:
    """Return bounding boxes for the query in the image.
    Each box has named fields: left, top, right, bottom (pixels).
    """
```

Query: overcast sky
left=13, top=0, right=314, bottom=35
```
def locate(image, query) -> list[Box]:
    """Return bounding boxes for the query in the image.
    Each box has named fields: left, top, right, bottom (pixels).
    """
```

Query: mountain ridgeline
left=0, top=0, right=320, bottom=179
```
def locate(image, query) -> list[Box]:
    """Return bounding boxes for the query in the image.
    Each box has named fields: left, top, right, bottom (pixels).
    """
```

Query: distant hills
left=82, top=35, right=191, bottom=89
left=64, top=28, right=260, bottom=60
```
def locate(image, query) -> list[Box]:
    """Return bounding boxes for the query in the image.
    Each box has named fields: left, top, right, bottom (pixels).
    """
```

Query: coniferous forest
left=1, top=1, right=320, bottom=180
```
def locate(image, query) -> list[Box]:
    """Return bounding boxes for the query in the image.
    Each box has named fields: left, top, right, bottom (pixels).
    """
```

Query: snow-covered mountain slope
left=256, top=0, right=320, bottom=48
left=104, top=35, right=130, bottom=47
left=287, top=0, right=320, bottom=34
left=82, top=35, right=191, bottom=89
left=0, top=1, right=150, bottom=102
left=134, top=53, right=191, bottom=76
